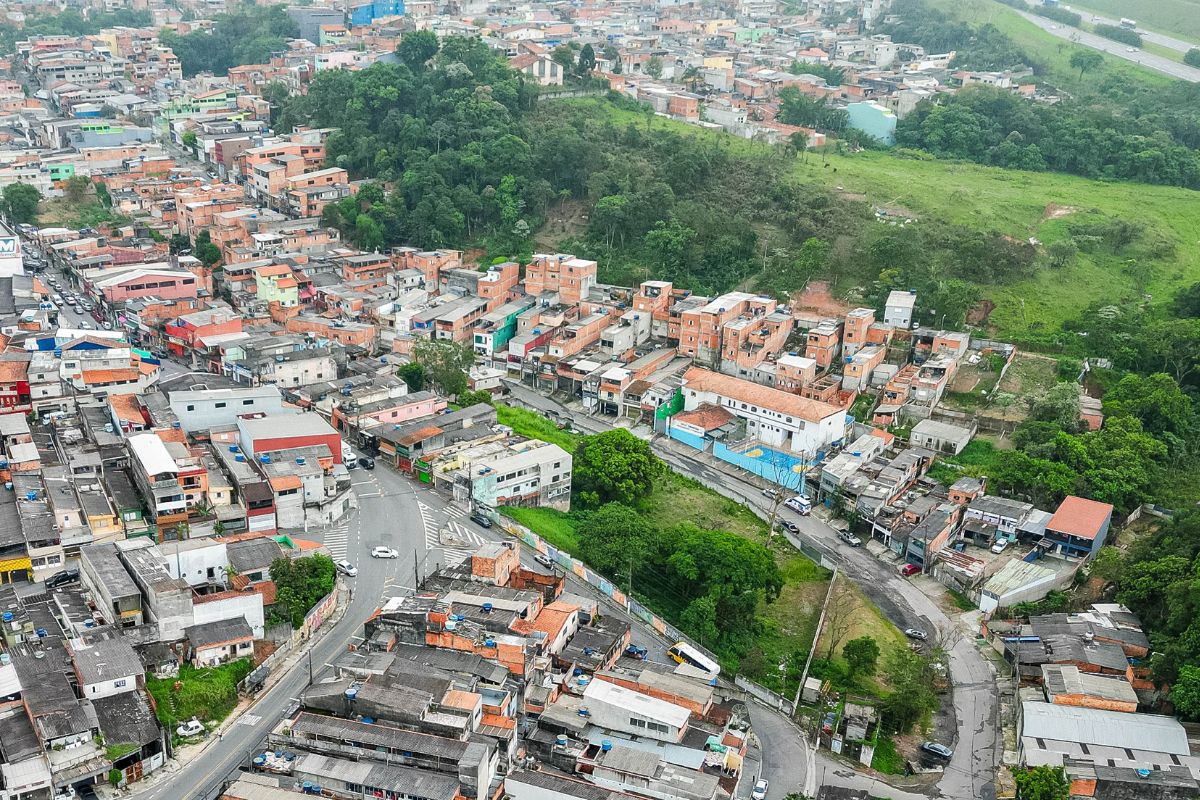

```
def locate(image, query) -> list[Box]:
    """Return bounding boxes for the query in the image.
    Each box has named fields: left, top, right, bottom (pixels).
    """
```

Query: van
left=785, top=495, right=812, bottom=515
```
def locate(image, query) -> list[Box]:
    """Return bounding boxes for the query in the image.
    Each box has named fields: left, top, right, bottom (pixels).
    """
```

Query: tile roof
left=672, top=402, right=735, bottom=432
left=682, top=366, right=842, bottom=423
left=82, top=368, right=139, bottom=385
left=1048, top=496, right=1112, bottom=540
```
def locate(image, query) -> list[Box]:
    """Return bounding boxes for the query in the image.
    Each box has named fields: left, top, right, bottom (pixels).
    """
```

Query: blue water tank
left=36, top=628, right=46, bottom=637
left=485, top=639, right=495, bottom=647
left=482, top=602, right=493, bottom=613
left=229, top=445, right=238, bottom=452
left=1, top=612, right=11, bottom=622
left=601, top=740, right=612, bottom=752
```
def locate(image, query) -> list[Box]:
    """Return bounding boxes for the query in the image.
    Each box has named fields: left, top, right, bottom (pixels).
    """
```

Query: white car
left=371, top=546, right=398, bottom=559
left=335, top=559, right=358, bottom=577
left=176, top=719, right=205, bottom=737
left=751, top=778, right=769, bottom=800
left=991, top=538, right=1010, bottom=554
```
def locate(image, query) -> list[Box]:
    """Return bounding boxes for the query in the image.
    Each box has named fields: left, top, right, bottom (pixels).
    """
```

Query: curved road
left=1012, top=7, right=1200, bottom=82
left=503, top=382, right=999, bottom=800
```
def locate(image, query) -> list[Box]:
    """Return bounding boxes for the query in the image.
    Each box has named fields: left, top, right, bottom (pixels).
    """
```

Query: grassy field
left=563, top=99, right=1200, bottom=342
left=816, top=578, right=911, bottom=691
left=499, top=505, right=580, bottom=552
left=38, top=196, right=129, bottom=229
left=496, top=405, right=583, bottom=452
left=145, top=660, right=253, bottom=732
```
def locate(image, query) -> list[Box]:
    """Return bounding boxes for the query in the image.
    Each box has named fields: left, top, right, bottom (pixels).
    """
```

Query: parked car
left=761, top=488, right=780, bottom=500
left=990, top=537, right=1010, bottom=554
left=534, top=553, right=554, bottom=568
left=470, top=512, right=493, bottom=528
left=838, top=531, right=863, bottom=547
left=751, top=778, right=769, bottom=800
left=345, top=458, right=358, bottom=470
left=371, top=546, right=398, bottom=559
left=176, top=719, right=205, bottom=738
left=777, top=519, right=800, bottom=534
left=921, top=741, right=953, bottom=759
left=900, top=563, right=921, bottom=577
left=357, top=456, right=375, bottom=470
left=335, top=559, right=358, bottom=577
left=904, top=628, right=928, bottom=641
left=45, top=569, right=79, bottom=588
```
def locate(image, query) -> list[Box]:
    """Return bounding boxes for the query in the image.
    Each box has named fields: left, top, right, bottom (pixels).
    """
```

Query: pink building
left=92, top=267, right=199, bottom=304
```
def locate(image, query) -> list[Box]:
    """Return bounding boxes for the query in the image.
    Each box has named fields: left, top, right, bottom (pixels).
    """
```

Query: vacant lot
left=145, top=659, right=253, bottom=731
left=567, top=99, right=1200, bottom=342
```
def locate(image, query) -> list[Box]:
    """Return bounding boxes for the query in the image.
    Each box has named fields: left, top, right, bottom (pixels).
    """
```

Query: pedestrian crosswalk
left=322, top=517, right=352, bottom=560
left=418, top=501, right=489, bottom=565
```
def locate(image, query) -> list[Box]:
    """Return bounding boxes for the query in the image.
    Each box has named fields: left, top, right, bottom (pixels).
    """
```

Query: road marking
left=322, top=519, right=351, bottom=559
left=426, top=521, right=490, bottom=565
left=238, top=714, right=261, bottom=727
left=444, top=505, right=466, bottom=518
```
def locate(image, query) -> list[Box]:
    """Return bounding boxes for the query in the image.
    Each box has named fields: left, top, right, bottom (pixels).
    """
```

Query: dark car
left=469, top=513, right=493, bottom=528
left=46, top=569, right=79, bottom=588
left=921, top=741, right=953, bottom=759
left=777, top=519, right=800, bottom=534
left=358, top=456, right=375, bottom=470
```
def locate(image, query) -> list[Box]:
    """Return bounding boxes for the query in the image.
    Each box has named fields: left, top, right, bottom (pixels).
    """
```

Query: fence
left=735, top=674, right=795, bottom=716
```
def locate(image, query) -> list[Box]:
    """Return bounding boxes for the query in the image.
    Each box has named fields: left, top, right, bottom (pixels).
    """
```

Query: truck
left=1119, top=17, right=1137, bottom=29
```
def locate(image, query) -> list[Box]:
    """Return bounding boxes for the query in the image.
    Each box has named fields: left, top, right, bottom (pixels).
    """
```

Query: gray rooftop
left=71, top=636, right=143, bottom=684
left=185, top=617, right=253, bottom=650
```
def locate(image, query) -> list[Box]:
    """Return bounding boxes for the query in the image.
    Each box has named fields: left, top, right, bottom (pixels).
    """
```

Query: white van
left=785, top=495, right=812, bottom=515
left=342, top=442, right=355, bottom=462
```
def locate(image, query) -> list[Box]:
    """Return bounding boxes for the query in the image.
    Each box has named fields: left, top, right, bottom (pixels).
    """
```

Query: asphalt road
left=503, top=381, right=999, bottom=800
left=1075, top=9, right=1199, bottom=53
left=1014, top=7, right=1200, bottom=82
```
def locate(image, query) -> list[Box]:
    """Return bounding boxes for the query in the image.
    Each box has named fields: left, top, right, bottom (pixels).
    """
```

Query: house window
left=215, top=402, right=226, bottom=409
left=186, top=404, right=195, bottom=411
left=242, top=399, right=254, bottom=406
left=115, top=679, right=127, bottom=687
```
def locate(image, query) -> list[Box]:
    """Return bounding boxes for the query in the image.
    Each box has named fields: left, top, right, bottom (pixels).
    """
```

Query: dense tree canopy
left=572, top=429, right=662, bottom=507
left=161, top=6, right=299, bottom=76
left=270, top=554, right=336, bottom=629
left=2, top=183, right=40, bottom=225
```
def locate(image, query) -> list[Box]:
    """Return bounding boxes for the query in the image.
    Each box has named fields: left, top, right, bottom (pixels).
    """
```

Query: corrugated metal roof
left=1021, top=701, right=1189, bottom=755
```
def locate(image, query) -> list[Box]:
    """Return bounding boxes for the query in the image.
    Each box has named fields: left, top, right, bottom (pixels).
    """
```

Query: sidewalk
left=101, top=584, right=350, bottom=798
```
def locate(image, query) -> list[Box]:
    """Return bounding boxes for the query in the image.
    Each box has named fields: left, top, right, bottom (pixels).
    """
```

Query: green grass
left=642, top=470, right=769, bottom=541
left=145, top=660, right=253, bottom=729
left=499, top=505, right=580, bottom=552
left=947, top=587, right=977, bottom=611
left=563, top=98, right=1200, bottom=342
left=105, top=743, right=139, bottom=761
left=496, top=404, right=583, bottom=452
left=871, top=736, right=908, bottom=775
left=1055, top=0, right=1200, bottom=41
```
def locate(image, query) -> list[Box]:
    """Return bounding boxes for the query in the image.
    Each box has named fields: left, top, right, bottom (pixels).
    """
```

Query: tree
left=397, top=29, right=439, bottom=71
left=1102, top=372, right=1195, bottom=439
left=1013, top=766, right=1069, bottom=800
left=1027, top=382, right=1082, bottom=431
left=181, top=131, right=198, bottom=152
left=880, top=647, right=938, bottom=733
left=552, top=45, right=575, bottom=72
left=1069, top=50, right=1103, bottom=79
left=1186, top=48, right=1200, bottom=68
left=193, top=230, right=221, bottom=267
left=456, top=389, right=494, bottom=408
left=577, top=43, right=596, bottom=76
left=572, top=429, right=662, bottom=507
left=822, top=582, right=857, bottom=659
left=645, top=55, right=663, bottom=79
left=576, top=503, right=657, bottom=585
left=1172, top=665, right=1200, bottom=719
left=269, top=554, right=336, bottom=629
left=397, top=361, right=426, bottom=392
left=63, top=175, right=90, bottom=204
left=1045, top=238, right=1077, bottom=269
left=843, top=636, right=880, bottom=678
left=412, top=339, right=474, bottom=396
left=168, top=233, right=191, bottom=254
left=2, top=182, right=40, bottom=225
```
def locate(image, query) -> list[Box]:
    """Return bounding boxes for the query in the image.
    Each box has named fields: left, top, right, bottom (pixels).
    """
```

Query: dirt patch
left=792, top=280, right=853, bottom=317
left=535, top=197, right=590, bottom=250
left=966, top=298, right=995, bottom=325
left=1043, top=203, right=1078, bottom=220
left=997, top=352, right=1059, bottom=397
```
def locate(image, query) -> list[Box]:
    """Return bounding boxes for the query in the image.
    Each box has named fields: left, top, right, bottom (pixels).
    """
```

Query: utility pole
left=307, top=649, right=314, bottom=686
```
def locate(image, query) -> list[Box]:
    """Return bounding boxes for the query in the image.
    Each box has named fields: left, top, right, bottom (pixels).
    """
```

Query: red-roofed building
left=1044, top=496, right=1113, bottom=560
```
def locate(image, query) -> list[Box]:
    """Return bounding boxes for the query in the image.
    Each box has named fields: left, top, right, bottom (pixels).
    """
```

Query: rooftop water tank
left=296, top=457, right=305, bottom=465
left=485, top=638, right=495, bottom=648
left=1, top=612, right=12, bottom=622
left=601, top=740, right=612, bottom=752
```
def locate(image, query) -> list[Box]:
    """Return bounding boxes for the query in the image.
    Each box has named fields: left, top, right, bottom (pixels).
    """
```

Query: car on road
left=921, top=741, right=953, bottom=759
left=784, top=495, right=811, bottom=515
left=345, top=458, right=358, bottom=470
left=335, top=559, right=358, bottom=577
left=751, top=778, right=769, bottom=800
left=79, top=321, right=91, bottom=329
left=45, top=569, right=79, bottom=588
left=900, top=563, right=921, bottom=577
left=1126, top=46, right=1138, bottom=52
left=469, top=512, right=493, bottom=528
left=176, top=719, right=205, bottom=738
left=777, top=519, right=800, bottom=534
left=904, top=628, right=928, bottom=640
left=534, top=553, right=554, bottom=568
left=357, top=456, right=375, bottom=470
left=990, top=537, right=1010, bottom=554
left=761, top=488, right=780, bottom=500
left=838, top=531, right=863, bottom=547
left=371, top=546, right=398, bottom=559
